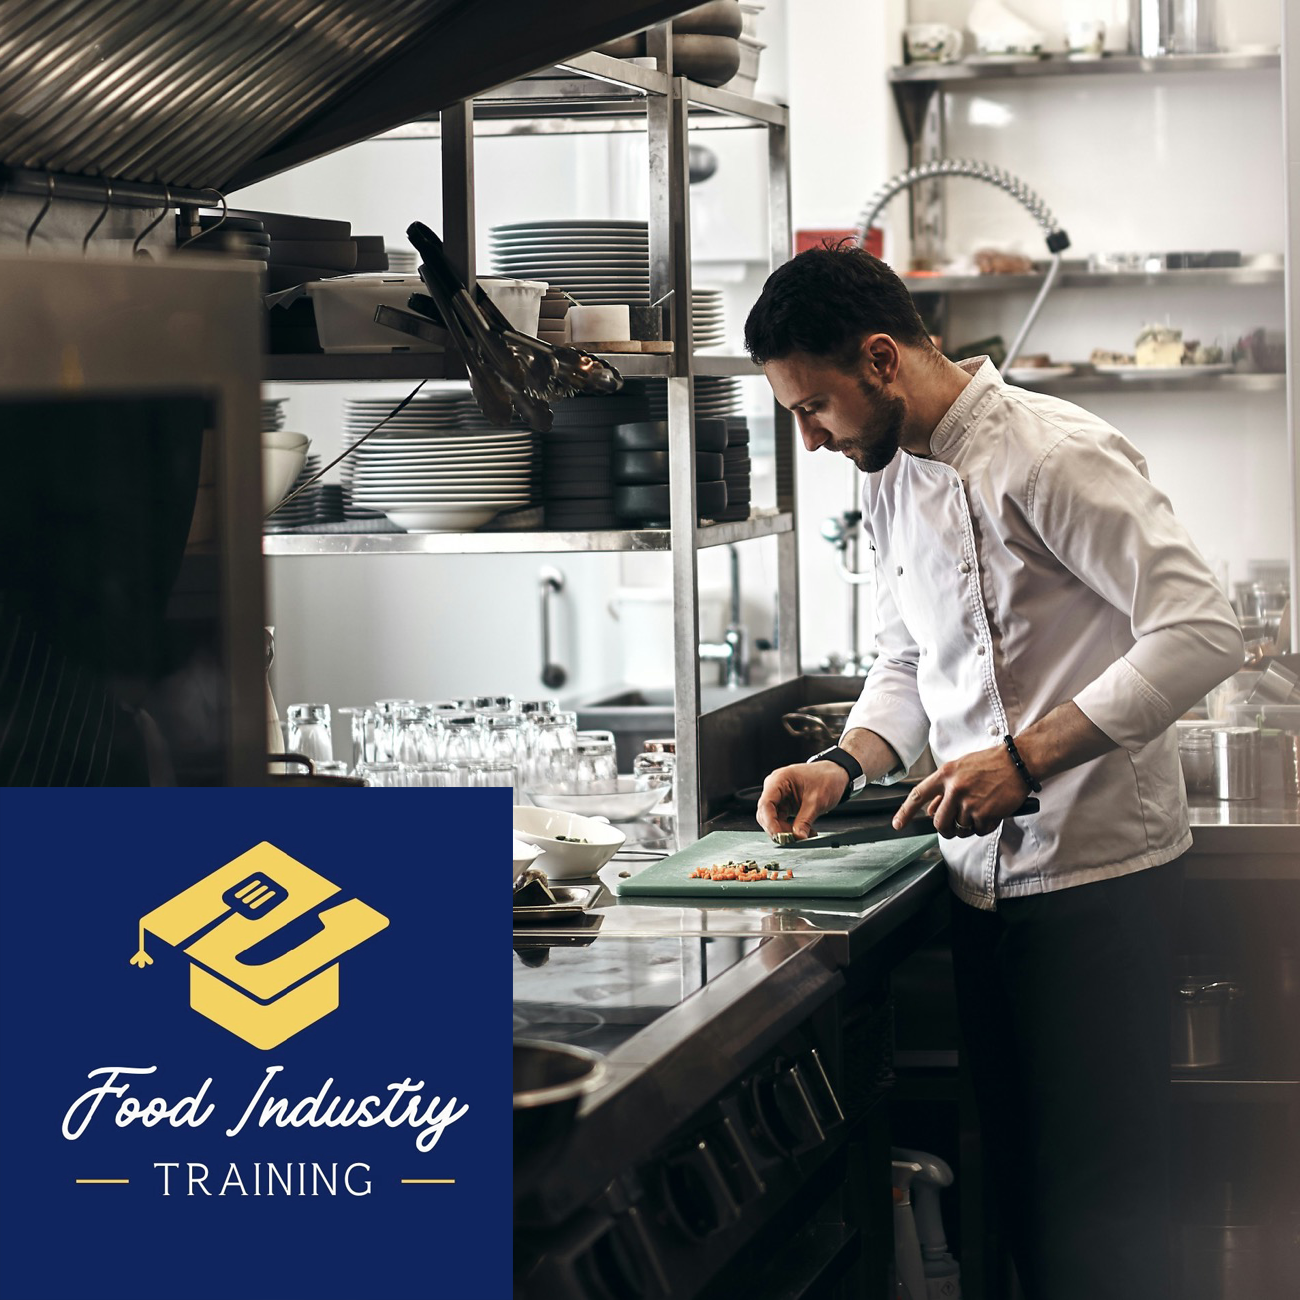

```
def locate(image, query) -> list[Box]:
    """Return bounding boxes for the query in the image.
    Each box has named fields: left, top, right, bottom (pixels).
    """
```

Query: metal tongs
left=398, top=221, right=623, bottom=432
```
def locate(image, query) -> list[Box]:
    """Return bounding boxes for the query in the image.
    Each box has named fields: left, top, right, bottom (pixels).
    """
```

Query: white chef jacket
left=843, top=357, right=1244, bottom=909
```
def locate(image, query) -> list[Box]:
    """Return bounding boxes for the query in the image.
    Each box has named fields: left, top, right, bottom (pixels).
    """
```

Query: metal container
left=1171, top=976, right=1244, bottom=1069
left=1178, top=726, right=1216, bottom=796
left=1212, top=727, right=1260, bottom=800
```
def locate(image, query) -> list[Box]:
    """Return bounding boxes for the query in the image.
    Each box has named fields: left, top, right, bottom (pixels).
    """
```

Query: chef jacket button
left=958, top=560, right=972, bottom=574
left=920, top=646, right=928, bottom=656
left=988, top=723, right=1000, bottom=737
left=896, top=565, right=904, bottom=576
left=976, top=643, right=987, bottom=656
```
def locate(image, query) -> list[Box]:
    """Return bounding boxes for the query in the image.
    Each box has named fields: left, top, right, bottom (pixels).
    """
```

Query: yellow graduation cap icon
left=132, top=842, right=388, bottom=1049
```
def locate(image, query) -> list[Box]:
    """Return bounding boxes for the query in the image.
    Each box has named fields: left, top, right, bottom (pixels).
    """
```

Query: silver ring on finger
left=955, top=820, right=972, bottom=834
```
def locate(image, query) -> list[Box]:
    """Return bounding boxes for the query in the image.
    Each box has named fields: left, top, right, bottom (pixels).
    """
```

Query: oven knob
left=658, top=1139, right=741, bottom=1241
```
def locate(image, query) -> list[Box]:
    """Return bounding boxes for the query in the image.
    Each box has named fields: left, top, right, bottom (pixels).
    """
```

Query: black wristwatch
left=806, top=745, right=868, bottom=804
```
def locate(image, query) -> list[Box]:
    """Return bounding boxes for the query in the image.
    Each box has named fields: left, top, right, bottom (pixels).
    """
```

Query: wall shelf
left=905, top=266, right=1285, bottom=294
left=262, top=511, right=793, bottom=557
left=263, top=350, right=677, bottom=383
left=1009, top=373, right=1287, bottom=396
left=888, top=51, right=1281, bottom=87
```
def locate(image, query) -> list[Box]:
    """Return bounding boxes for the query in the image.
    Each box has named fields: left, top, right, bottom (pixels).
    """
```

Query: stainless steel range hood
left=0, top=0, right=697, bottom=194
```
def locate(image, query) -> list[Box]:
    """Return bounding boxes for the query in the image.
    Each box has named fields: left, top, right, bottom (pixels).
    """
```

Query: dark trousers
left=949, top=858, right=1184, bottom=1300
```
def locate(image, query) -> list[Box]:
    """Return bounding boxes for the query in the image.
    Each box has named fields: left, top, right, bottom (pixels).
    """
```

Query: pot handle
left=782, top=713, right=835, bottom=745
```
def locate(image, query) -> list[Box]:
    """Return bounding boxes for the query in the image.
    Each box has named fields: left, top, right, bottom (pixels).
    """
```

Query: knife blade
left=772, top=797, right=1040, bottom=847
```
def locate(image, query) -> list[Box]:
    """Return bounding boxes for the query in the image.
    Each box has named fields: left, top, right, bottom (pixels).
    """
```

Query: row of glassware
left=281, top=697, right=616, bottom=793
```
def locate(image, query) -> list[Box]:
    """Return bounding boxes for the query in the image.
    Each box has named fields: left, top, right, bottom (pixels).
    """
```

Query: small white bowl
left=512, top=806, right=625, bottom=879
left=262, top=429, right=310, bottom=451
left=513, top=836, right=543, bottom=887
left=262, top=443, right=308, bottom=512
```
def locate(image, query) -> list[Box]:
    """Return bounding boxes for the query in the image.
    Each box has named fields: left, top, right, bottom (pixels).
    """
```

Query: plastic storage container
left=307, top=274, right=433, bottom=353
left=477, top=277, right=547, bottom=336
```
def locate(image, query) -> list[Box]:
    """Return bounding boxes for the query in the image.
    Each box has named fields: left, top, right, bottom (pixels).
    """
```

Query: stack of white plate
left=639, top=375, right=743, bottom=418
left=691, top=287, right=726, bottom=348
left=489, top=222, right=727, bottom=340
left=264, top=454, right=321, bottom=532
left=341, top=394, right=475, bottom=519
left=340, top=392, right=538, bottom=535
left=261, top=399, right=285, bottom=432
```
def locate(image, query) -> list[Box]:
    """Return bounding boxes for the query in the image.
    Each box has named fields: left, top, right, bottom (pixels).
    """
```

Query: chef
left=746, top=245, right=1244, bottom=1300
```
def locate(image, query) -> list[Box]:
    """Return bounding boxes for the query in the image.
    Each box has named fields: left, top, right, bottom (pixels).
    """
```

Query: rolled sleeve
left=1031, top=431, right=1245, bottom=752
left=842, top=541, right=931, bottom=781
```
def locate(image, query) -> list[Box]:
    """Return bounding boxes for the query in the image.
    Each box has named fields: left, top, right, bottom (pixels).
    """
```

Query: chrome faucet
left=699, top=544, right=750, bottom=688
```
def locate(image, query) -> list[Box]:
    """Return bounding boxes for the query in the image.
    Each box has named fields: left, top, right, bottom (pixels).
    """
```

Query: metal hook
left=177, top=187, right=227, bottom=250
left=82, top=178, right=113, bottom=254
left=133, top=186, right=171, bottom=257
left=25, top=173, right=55, bottom=251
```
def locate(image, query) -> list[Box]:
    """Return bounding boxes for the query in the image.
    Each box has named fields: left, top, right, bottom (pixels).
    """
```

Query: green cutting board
left=618, top=831, right=939, bottom=899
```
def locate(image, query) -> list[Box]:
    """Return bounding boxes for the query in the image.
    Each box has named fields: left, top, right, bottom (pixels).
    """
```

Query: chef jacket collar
left=920, top=356, right=1002, bottom=462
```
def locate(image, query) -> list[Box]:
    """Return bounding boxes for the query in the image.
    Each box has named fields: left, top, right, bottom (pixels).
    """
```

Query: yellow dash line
left=76, top=1179, right=129, bottom=1184
left=400, top=1179, right=455, bottom=1184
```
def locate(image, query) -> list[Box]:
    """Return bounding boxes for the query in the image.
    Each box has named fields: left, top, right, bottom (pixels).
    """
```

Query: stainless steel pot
left=1171, top=976, right=1244, bottom=1070
left=514, top=1038, right=606, bottom=1160
left=781, top=702, right=856, bottom=752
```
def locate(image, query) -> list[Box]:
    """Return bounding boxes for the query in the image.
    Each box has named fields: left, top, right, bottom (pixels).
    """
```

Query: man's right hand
left=755, top=762, right=849, bottom=840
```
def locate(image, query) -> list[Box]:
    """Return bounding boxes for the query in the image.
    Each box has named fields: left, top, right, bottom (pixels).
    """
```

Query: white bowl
left=525, top=776, right=667, bottom=821
left=262, top=442, right=308, bottom=512
left=512, top=806, right=625, bottom=879
left=262, top=429, right=310, bottom=451
left=385, top=506, right=503, bottom=532
left=513, top=836, right=544, bottom=887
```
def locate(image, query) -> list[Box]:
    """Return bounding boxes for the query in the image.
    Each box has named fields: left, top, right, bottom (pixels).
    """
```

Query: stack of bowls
left=719, top=416, right=751, bottom=522
left=262, top=430, right=310, bottom=514
left=543, top=389, right=653, bottom=530
left=611, top=417, right=727, bottom=526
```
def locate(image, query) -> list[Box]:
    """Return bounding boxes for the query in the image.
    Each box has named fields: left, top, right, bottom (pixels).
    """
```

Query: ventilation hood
left=0, top=0, right=696, bottom=193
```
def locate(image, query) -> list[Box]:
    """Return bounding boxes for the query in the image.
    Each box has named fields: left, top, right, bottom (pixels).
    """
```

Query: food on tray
left=1135, top=324, right=1185, bottom=367
left=1090, top=346, right=1135, bottom=366
left=1011, top=353, right=1053, bottom=368
left=974, top=247, right=1035, bottom=275
left=691, top=860, right=796, bottom=881
left=1232, top=327, right=1286, bottom=373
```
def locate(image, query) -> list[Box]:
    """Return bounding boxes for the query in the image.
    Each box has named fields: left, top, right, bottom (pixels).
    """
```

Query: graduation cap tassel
left=130, top=920, right=153, bottom=968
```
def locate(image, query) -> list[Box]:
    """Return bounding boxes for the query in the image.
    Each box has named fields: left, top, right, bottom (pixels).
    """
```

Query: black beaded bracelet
left=1003, top=734, right=1042, bottom=794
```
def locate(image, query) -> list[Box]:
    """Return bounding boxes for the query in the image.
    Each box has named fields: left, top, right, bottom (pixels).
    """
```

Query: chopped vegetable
left=689, top=859, right=795, bottom=882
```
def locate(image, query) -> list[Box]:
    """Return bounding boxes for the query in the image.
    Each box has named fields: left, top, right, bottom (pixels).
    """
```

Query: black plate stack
left=543, top=390, right=652, bottom=530
left=719, top=416, right=751, bottom=522
left=611, top=417, right=728, bottom=526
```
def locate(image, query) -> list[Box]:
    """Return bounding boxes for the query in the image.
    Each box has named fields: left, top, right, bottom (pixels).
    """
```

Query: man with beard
left=745, top=246, right=1243, bottom=1300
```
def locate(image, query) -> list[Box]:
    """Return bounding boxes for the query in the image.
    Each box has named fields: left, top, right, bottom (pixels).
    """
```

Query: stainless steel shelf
left=905, top=266, right=1284, bottom=294
left=262, top=511, right=793, bottom=556
left=889, top=51, right=1281, bottom=85
left=1009, top=373, right=1286, bottom=396
left=263, top=350, right=671, bottom=382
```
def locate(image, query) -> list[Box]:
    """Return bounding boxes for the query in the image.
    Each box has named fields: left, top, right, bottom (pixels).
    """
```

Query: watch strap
left=806, top=745, right=867, bottom=804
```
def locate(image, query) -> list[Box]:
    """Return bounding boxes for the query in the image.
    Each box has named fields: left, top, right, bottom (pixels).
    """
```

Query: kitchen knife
left=773, top=797, right=1040, bottom=847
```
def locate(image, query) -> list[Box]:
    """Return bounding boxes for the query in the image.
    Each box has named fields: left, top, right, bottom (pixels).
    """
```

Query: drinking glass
left=528, top=716, right=577, bottom=790
left=372, top=699, right=414, bottom=763
left=286, top=703, right=333, bottom=764
left=466, top=759, right=521, bottom=804
left=440, top=712, right=487, bottom=763
left=337, top=706, right=372, bottom=770
left=575, top=730, right=618, bottom=793
left=407, top=761, right=457, bottom=787
left=484, top=713, right=528, bottom=767
left=314, top=760, right=352, bottom=778
left=394, top=705, right=439, bottom=764
left=355, top=761, right=412, bottom=787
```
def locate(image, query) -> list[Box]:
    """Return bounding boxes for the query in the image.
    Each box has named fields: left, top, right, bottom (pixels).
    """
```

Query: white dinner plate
left=492, top=219, right=648, bottom=231
left=1005, top=365, right=1076, bottom=383
left=385, top=507, right=503, bottom=532
left=1092, top=363, right=1234, bottom=379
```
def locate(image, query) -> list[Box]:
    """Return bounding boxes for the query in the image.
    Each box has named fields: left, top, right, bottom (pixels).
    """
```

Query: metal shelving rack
left=263, top=35, right=794, bottom=842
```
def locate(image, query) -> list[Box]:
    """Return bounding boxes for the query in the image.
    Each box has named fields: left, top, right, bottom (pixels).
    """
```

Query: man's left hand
left=893, top=745, right=1028, bottom=838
